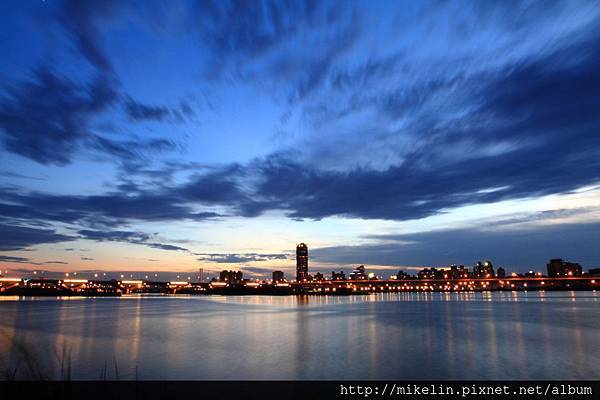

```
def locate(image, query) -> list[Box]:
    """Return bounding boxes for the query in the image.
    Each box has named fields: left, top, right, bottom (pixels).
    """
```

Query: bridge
left=0, top=275, right=598, bottom=296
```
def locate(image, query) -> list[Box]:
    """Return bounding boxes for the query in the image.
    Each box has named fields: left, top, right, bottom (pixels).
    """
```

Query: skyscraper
left=296, top=243, right=308, bottom=281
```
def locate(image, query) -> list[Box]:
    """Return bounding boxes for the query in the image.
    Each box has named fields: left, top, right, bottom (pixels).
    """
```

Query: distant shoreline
left=1, top=276, right=597, bottom=297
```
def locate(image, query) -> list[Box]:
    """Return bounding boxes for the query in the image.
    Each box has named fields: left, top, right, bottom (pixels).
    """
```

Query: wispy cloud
left=196, top=252, right=289, bottom=263
left=312, top=223, right=600, bottom=269
left=0, top=224, right=74, bottom=251
left=78, top=229, right=189, bottom=252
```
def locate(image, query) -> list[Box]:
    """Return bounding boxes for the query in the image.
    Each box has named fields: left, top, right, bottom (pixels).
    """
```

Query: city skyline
left=1, top=244, right=597, bottom=282
left=2, top=1, right=600, bottom=278
left=3, top=252, right=598, bottom=297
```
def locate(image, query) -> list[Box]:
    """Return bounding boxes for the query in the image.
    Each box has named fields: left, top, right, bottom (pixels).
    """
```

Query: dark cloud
left=178, top=164, right=248, bottom=205
left=295, top=2, right=600, bottom=127
left=200, top=0, right=322, bottom=56
left=0, top=67, right=179, bottom=167
left=0, top=224, right=74, bottom=251
left=0, top=67, right=118, bottom=165
left=91, top=24, right=600, bottom=226
left=0, top=4, right=182, bottom=166
left=1, top=2, right=600, bottom=254
left=124, top=98, right=170, bottom=121
left=195, top=0, right=362, bottom=102
left=58, top=0, right=121, bottom=73
left=78, top=229, right=189, bottom=252
left=78, top=230, right=151, bottom=242
left=0, top=256, right=67, bottom=266
left=0, top=171, right=46, bottom=181
left=124, top=97, right=196, bottom=123
left=233, top=27, right=600, bottom=221
left=147, top=243, right=188, bottom=252
left=482, top=207, right=599, bottom=228
left=0, top=255, right=31, bottom=264
left=91, top=136, right=177, bottom=162
left=312, top=223, right=600, bottom=271
left=197, top=252, right=289, bottom=263
left=178, top=100, right=196, bottom=118
left=1, top=188, right=221, bottom=227
left=81, top=257, right=94, bottom=261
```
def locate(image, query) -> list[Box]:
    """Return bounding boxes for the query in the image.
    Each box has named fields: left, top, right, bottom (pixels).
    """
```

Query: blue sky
left=1, top=0, right=600, bottom=279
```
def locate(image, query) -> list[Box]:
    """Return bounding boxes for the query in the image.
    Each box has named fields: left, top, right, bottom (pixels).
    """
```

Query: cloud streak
left=0, top=68, right=117, bottom=165
left=78, top=230, right=189, bottom=252
left=197, top=253, right=289, bottom=263
left=0, top=224, right=74, bottom=251
left=312, top=223, right=600, bottom=269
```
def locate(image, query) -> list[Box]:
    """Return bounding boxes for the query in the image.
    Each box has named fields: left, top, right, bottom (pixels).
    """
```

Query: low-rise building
left=220, top=270, right=243, bottom=283
left=272, top=270, right=285, bottom=282
left=331, top=271, right=345, bottom=281
left=547, top=259, right=582, bottom=277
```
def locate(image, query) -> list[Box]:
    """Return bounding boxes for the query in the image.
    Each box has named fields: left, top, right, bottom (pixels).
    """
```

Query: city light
left=64, top=279, right=88, bottom=284
left=0, top=277, right=21, bottom=282
left=0, top=253, right=597, bottom=297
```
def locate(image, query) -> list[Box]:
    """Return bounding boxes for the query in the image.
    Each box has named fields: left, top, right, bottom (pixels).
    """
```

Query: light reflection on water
left=0, top=291, right=598, bottom=380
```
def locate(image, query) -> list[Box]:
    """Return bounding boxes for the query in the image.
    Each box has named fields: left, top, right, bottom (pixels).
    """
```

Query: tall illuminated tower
left=296, top=243, right=308, bottom=281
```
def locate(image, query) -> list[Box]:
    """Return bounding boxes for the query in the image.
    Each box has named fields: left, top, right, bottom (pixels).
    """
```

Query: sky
left=1, top=0, right=600, bottom=280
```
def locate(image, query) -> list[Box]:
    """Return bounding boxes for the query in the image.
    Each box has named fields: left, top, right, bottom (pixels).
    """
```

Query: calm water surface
left=0, top=292, right=599, bottom=380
